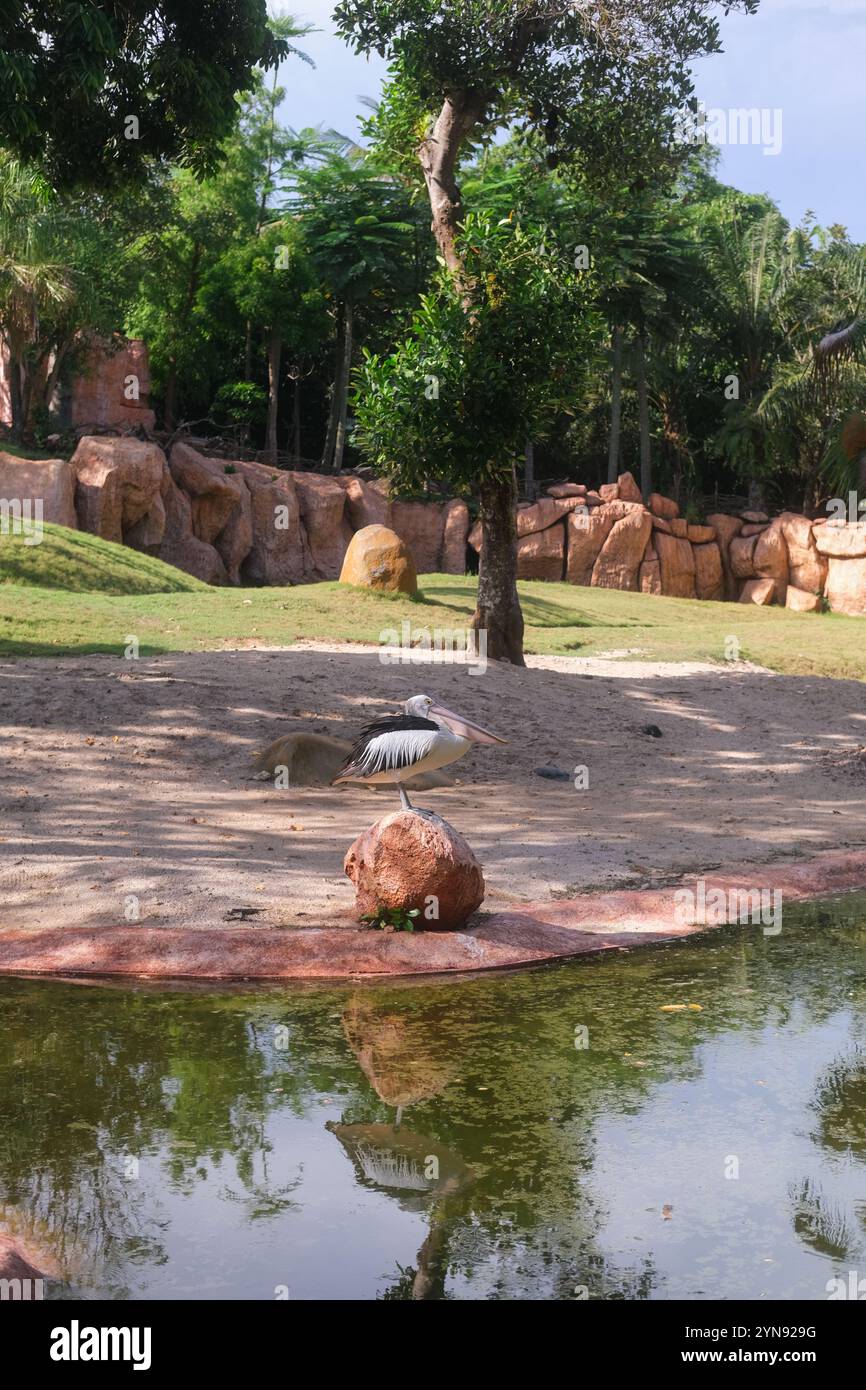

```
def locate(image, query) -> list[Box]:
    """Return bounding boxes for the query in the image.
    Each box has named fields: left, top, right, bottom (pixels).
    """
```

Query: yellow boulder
left=339, top=524, right=417, bottom=594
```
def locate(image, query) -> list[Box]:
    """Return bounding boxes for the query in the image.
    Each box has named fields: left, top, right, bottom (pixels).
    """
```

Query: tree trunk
left=419, top=84, right=535, bottom=669
left=320, top=303, right=345, bottom=471
left=472, top=469, right=525, bottom=666
left=747, top=477, right=766, bottom=513
left=635, top=334, right=652, bottom=500
left=41, top=342, right=70, bottom=418
left=523, top=440, right=536, bottom=501
left=164, top=242, right=203, bottom=432
left=266, top=332, right=281, bottom=465
left=8, top=355, right=24, bottom=441
left=607, top=324, right=623, bottom=484
left=418, top=90, right=489, bottom=279
left=332, top=302, right=354, bottom=474
left=292, top=376, right=301, bottom=464
left=163, top=361, right=178, bottom=431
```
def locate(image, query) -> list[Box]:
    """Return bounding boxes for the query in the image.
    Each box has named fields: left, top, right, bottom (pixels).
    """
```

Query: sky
left=276, top=0, right=866, bottom=240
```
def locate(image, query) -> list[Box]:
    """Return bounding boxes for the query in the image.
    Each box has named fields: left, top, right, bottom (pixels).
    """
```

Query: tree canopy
left=0, top=1, right=288, bottom=188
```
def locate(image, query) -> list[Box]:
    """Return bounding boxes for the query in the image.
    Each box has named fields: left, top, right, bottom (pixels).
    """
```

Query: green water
left=2, top=896, right=866, bottom=1301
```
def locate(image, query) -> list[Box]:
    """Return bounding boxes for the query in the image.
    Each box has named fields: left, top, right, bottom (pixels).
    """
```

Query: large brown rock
left=706, top=513, right=743, bottom=600
left=591, top=507, right=652, bottom=590
left=649, top=493, right=679, bottom=520
left=813, top=519, right=866, bottom=559
left=144, top=463, right=227, bottom=584
left=824, top=555, right=866, bottom=616
left=0, top=453, right=77, bottom=528
left=753, top=522, right=789, bottom=604
left=777, top=512, right=826, bottom=595
left=235, top=460, right=307, bottom=585
left=339, top=524, right=417, bottom=594
left=687, top=524, right=716, bottom=544
left=617, top=470, right=643, bottom=504
left=345, top=809, right=485, bottom=931
left=214, top=473, right=253, bottom=585
left=440, top=498, right=469, bottom=574
left=547, top=482, right=585, bottom=498
left=342, top=475, right=391, bottom=530
left=390, top=498, right=445, bottom=574
left=517, top=495, right=584, bottom=537
left=654, top=531, right=696, bottom=598
left=639, top=557, right=662, bottom=595
left=729, top=533, right=759, bottom=579
left=566, top=506, right=618, bottom=585
left=599, top=482, right=619, bottom=502
left=167, top=444, right=252, bottom=583
left=565, top=500, right=640, bottom=585
left=785, top=585, right=821, bottom=612
left=739, top=577, right=776, bottom=605
left=693, top=541, right=725, bottom=601
left=169, top=442, right=238, bottom=543
left=68, top=336, right=156, bottom=432
left=72, top=436, right=165, bottom=543
left=291, top=471, right=349, bottom=579
left=517, top=522, right=565, bottom=580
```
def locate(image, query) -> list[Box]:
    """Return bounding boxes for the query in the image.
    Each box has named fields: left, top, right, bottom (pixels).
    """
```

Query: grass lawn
left=0, top=523, right=206, bottom=595
left=0, top=523, right=863, bottom=675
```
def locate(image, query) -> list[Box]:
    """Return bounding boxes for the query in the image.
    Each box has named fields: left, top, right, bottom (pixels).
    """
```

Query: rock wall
left=1, top=438, right=470, bottom=586
left=4, top=441, right=866, bottom=616
left=0, top=336, right=156, bottom=433
left=467, top=472, right=866, bottom=617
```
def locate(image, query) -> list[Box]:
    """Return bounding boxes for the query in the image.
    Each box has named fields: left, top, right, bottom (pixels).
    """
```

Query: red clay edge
left=1, top=848, right=864, bottom=982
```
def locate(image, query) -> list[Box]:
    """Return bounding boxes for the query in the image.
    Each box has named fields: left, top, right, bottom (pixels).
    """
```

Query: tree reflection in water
left=0, top=892, right=864, bottom=1299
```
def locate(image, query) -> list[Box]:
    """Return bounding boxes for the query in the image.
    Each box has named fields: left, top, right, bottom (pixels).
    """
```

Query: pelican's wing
left=334, top=716, right=440, bottom=781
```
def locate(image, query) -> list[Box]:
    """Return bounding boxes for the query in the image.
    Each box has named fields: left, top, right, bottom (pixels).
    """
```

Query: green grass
left=0, top=440, right=62, bottom=460
left=0, top=533, right=863, bottom=678
left=0, top=523, right=207, bottom=596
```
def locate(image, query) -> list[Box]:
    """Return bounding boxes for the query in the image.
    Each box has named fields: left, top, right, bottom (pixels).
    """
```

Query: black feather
left=335, top=715, right=440, bottom=781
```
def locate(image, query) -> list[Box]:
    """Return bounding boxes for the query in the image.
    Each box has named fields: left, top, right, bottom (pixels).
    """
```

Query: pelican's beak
left=429, top=703, right=507, bottom=745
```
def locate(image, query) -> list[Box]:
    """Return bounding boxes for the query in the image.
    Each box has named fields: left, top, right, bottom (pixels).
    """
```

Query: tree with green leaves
left=205, top=221, right=328, bottom=462
left=125, top=24, right=316, bottom=432
left=336, top=0, right=761, bottom=662
left=0, top=1, right=287, bottom=190
left=288, top=151, right=423, bottom=472
left=0, top=154, right=155, bottom=440
left=354, top=214, right=599, bottom=659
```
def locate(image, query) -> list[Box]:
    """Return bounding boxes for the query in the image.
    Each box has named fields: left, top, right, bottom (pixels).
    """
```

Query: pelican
left=333, top=694, right=506, bottom=810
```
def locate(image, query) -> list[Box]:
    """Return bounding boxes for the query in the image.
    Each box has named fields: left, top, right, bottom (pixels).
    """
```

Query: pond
left=1, top=894, right=865, bottom=1301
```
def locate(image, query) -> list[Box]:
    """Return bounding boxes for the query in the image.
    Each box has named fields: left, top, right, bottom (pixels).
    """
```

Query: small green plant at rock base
left=224, top=464, right=237, bottom=474
left=360, top=906, right=420, bottom=933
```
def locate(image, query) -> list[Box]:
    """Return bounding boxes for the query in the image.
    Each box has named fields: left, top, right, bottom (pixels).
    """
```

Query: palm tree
left=596, top=202, right=704, bottom=496
left=701, top=207, right=816, bottom=506
left=754, top=241, right=866, bottom=506
left=0, top=157, right=74, bottom=439
left=286, top=152, right=419, bottom=472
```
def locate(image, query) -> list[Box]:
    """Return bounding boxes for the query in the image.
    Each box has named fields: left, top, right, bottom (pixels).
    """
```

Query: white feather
left=360, top=729, right=441, bottom=775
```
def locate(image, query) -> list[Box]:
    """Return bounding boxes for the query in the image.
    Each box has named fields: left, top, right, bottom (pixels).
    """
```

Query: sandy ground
left=1, top=642, right=865, bottom=934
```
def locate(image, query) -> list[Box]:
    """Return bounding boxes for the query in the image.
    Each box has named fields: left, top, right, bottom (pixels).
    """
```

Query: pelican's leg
left=398, top=783, right=414, bottom=812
